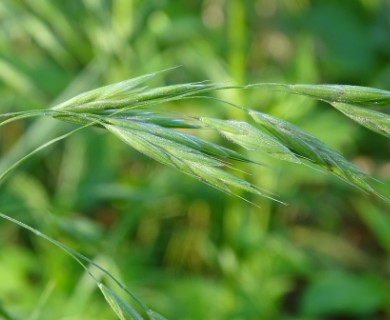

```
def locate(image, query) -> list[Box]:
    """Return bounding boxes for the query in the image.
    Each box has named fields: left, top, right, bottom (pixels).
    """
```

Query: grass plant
left=1, top=1, right=390, bottom=319
left=1, top=69, right=389, bottom=318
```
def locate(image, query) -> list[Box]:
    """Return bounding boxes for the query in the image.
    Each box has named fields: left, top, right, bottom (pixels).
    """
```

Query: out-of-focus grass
left=0, top=0, right=390, bottom=319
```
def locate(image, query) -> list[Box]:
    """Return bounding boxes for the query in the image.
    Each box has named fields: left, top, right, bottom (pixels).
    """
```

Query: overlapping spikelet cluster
left=4, top=70, right=389, bottom=202
left=48, top=71, right=390, bottom=202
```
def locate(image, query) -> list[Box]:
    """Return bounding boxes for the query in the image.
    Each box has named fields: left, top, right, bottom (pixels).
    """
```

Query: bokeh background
left=1, top=0, right=390, bottom=319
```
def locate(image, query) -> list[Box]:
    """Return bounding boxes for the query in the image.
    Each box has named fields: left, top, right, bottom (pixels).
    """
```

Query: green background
left=1, top=0, right=390, bottom=319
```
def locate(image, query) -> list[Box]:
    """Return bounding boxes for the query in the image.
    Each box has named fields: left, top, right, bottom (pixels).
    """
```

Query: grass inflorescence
left=2, top=69, right=389, bottom=202
left=1, top=69, right=390, bottom=319
left=44, top=70, right=389, bottom=202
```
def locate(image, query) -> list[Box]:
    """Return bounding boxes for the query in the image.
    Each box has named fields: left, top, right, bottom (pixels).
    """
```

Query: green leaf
left=354, top=201, right=390, bottom=253
left=0, top=212, right=154, bottom=319
left=301, top=271, right=385, bottom=316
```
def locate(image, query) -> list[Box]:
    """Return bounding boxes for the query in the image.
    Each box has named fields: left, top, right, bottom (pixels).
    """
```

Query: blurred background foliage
left=0, top=0, right=390, bottom=319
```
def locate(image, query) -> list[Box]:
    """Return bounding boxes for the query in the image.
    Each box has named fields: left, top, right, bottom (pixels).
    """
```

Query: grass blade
left=0, top=126, right=88, bottom=183
left=0, top=211, right=160, bottom=319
